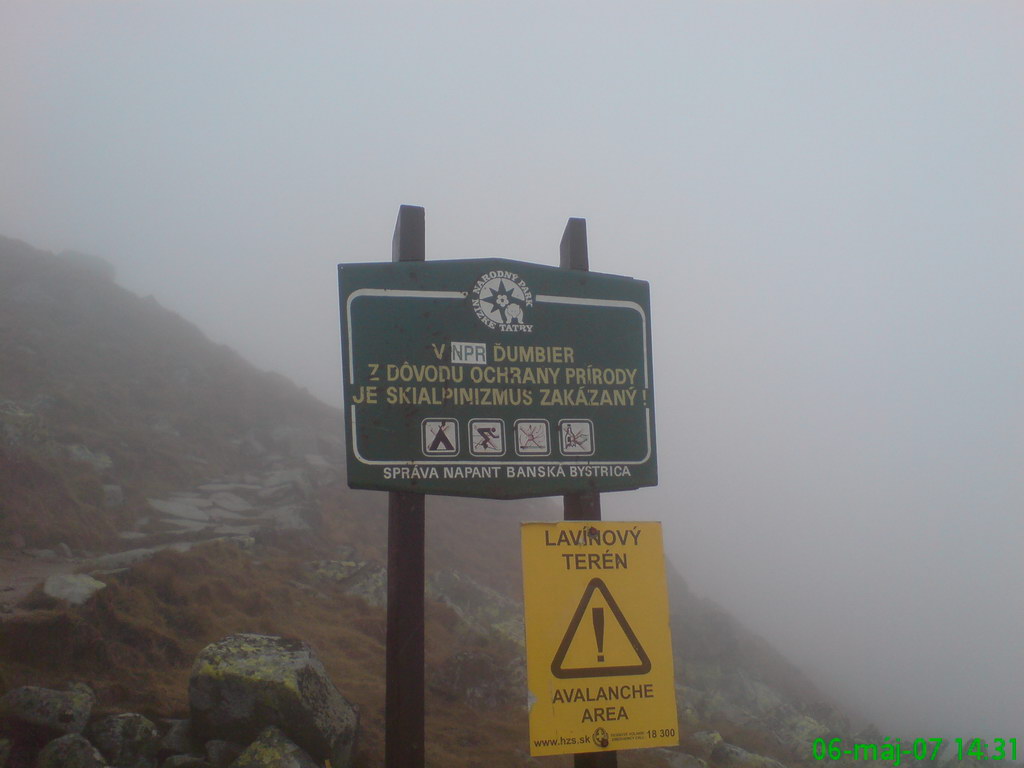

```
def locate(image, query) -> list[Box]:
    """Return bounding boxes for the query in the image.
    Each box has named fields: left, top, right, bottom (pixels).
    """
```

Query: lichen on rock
left=0, top=682, right=96, bottom=741
left=88, top=712, right=159, bottom=768
left=35, top=733, right=107, bottom=768
left=229, top=726, right=318, bottom=768
left=188, top=634, right=357, bottom=768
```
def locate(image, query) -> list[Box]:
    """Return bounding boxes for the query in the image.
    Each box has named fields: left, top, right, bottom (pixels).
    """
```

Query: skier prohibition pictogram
left=515, top=419, right=550, bottom=456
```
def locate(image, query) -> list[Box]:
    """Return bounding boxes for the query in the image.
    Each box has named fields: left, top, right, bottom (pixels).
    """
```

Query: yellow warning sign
left=521, top=522, right=679, bottom=756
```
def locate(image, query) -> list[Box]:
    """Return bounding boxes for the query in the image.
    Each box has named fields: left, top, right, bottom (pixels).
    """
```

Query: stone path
left=0, top=456, right=340, bottom=612
left=0, top=553, right=76, bottom=609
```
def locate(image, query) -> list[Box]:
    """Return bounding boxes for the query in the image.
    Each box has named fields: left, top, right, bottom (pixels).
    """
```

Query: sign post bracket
left=560, top=217, right=618, bottom=768
left=386, top=204, right=426, bottom=768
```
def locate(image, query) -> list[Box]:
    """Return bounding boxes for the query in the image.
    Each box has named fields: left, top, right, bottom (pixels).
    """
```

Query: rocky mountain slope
left=0, top=236, right=881, bottom=768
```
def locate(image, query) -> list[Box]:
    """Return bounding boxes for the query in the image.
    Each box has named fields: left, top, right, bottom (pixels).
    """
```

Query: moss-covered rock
left=427, top=569, right=524, bottom=646
left=88, top=713, right=159, bottom=768
left=229, top=727, right=317, bottom=768
left=0, top=683, right=95, bottom=741
left=161, top=756, right=213, bottom=768
left=158, top=720, right=194, bottom=758
left=658, top=751, right=708, bottom=768
left=776, top=712, right=829, bottom=751
left=711, top=742, right=789, bottom=768
left=429, top=649, right=525, bottom=710
left=338, top=564, right=386, bottom=607
left=203, top=739, right=242, bottom=768
left=35, top=733, right=107, bottom=768
left=188, top=634, right=356, bottom=768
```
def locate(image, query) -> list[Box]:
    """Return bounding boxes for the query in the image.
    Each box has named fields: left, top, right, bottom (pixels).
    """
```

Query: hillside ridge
left=0, top=236, right=874, bottom=768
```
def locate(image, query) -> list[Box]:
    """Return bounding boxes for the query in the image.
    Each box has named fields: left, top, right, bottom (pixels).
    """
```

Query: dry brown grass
left=0, top=450, right=120, bottom=549
left=0, top=536, right=539, bottom=768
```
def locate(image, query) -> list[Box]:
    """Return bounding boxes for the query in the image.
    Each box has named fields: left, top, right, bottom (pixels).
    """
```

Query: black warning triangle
left=550, top=577, right=651, bottom=679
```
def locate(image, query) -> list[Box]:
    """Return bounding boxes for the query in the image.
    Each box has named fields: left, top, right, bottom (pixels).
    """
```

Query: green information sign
left=338, top=258, right=656, bottom=498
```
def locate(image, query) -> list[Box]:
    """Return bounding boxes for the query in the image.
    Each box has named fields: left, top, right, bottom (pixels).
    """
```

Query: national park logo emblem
left=471, top=270, right=534, bottom=332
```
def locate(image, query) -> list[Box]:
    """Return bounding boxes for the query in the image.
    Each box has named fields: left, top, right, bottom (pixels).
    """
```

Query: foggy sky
left=2, top=1, right=1022, bottom=740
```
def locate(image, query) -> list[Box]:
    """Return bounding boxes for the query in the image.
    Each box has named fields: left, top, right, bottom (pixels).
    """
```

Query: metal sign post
left=561, top=218, right=616, bottom=768
left=385, top=205, right=425, bottom=768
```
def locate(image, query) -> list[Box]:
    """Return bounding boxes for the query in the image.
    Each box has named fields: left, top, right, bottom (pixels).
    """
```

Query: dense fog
left=2, top=1, right=1021, bottom=742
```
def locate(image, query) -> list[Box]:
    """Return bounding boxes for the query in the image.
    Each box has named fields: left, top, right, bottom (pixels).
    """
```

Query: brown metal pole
left=386, top=205, right=426, bottom=768
left=560, top=218, right=618, bottom=768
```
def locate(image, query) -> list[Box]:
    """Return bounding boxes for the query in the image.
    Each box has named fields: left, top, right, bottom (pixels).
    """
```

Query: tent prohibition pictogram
left=550, top=577, right=652, bottom=679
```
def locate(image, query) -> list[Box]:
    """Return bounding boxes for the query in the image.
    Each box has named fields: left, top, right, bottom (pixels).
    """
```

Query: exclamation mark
left=593, top=607, right=605, bottom=663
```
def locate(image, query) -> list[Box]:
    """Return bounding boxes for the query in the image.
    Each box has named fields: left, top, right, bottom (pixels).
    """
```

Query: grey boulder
left=660, top=751, right=710, bottom=768
left=0, top=683, right=95, bottom=740
left=35, top=733, right=107, bottom=768
left=429, top=650, right=524, bottom=710
left=229, top=727, right=318, bottom=768
left=711, top=742, right=789, bottom=768
left=160, top=758, right=213, bottom=768
left=158, top=720, right=194, bottom=757
left=204, top=740, right=242, bottom=768
left=690, top=730, right=723, bottom=759
left=88, top=713, right=159, bottom=768
left=43, top=574, right=107, bottom=606
left=188, top=634, right=357, bottom=768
